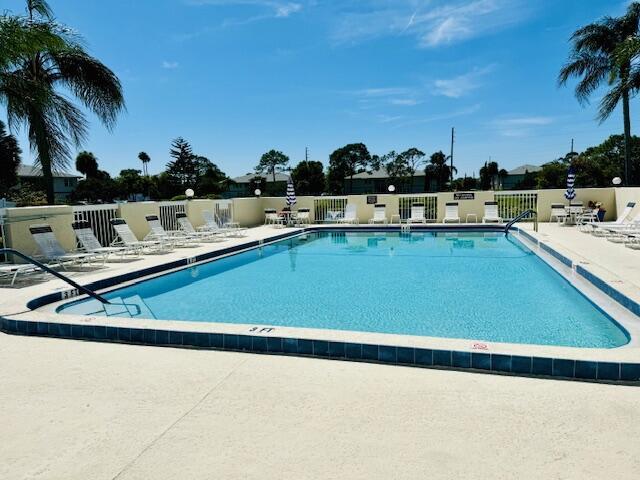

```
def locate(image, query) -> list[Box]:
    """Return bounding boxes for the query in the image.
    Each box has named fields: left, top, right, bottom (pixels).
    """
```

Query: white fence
left=72, top=204, right=119, bottom=247
left=313, top=197, right=348, bottom=222
left=158, top=201, right=186, bottom=231
left=398, top=194, right=438, bottom=222
left=495, top=191, right=538, bottom=221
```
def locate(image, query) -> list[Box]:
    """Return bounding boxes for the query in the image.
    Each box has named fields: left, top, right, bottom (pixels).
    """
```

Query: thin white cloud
left=162, top=61, right=179, bottom=69
left=393, top=103, right=482, bottom=128
left=433, top=65, right=494, bottom=98
left=491, top=116, right=554, bottom=137
left=331, top=0, right=530, bottom=48
left=185, top=0, right=303, bottom=18
left=390, top=98, right=420, bottom=106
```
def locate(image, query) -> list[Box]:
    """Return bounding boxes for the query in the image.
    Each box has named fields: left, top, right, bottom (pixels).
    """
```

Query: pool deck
left=2, top=223, right=640, bottom=478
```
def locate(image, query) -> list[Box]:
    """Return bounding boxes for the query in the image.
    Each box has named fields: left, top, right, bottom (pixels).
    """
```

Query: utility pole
left=305, top=147, right=309, bottom=162
left=571, top=138, right=574, bottom=153
left=449, top=127, right=455, bottom=183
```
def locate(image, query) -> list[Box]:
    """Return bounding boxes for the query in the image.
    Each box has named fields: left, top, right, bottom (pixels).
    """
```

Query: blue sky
left=2, top=0, right=637, bottom=178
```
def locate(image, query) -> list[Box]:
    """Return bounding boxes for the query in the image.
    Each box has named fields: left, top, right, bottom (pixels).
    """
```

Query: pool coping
left=2, top=224, right=640, bottom=384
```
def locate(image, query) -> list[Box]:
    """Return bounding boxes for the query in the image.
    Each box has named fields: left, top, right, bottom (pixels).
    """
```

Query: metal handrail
left=504, top=209, right=538, bottom=235
left=0, top=248, right=110, bottom=304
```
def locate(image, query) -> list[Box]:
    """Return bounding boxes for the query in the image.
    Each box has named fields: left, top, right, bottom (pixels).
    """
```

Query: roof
left=347, top=167, right=426, bottom=180
left=17, top=164, right=82, bottom=178
left=232, top=172, right=291, bottom=183
left=507, top=164, right=542, bottom=175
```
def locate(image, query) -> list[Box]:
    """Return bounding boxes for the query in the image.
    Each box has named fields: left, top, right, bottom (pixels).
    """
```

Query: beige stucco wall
left=231, top=198, right=263, bottom=227
left=436, top=191, right=495, bottom=222
left=185, top=200, right=216, bottom=228
left=117, top=202, right=160, bottom=240
left=3, top=205, right=75, bottom=259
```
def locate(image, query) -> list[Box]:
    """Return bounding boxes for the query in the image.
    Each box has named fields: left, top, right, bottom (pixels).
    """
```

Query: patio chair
left=176, top=213, right=225, bottom=242
left=200, top=210, right=233, bottom=236
left=550, top=203, right=569, bottom=223
left=0, top=263, right=44, bottom=286
left=214, top=210, right=247, bottom=236
left=443, top=202, right=460, bottom=223
left=72, top=221, right=139, bottom=260
left=294, top=208, right=311, bottom=226
left=407, top=203, right=426, bottom=224
left=590, top=204, right=638, bottom=236
left=264, top=208, right=283, bottom=227
left=29, top=224, right=99, bottom=268
left=368, top=204, right=387, bottom=224
left=337, top=204, right=358, bottom=224
left=576, top=208, right=599, bottom=231
left=482, top=201, right=503, bottom=223
left=144, top=215, right=200, bottom=246
left=110, top=218, right=172, bottom=253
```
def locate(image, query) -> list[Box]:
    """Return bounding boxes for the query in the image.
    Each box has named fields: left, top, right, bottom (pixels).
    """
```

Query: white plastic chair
left=407, top=204, right=426, bottom=224
left=110, top=218, right=172, bottom=253
left=338, top=204, right=358, bottom=224
left=295, top=208, right=311, bottom=226
left=482, top=202, right=503, bottom=223
left=72, top=221, right=138, bottom=261
left=264, top=208, right=282, bottom=227
left=369, top=204, right=387, bottom=224
left=145, top=215, right=199, bottom=246
left=550, top=204, right=569, bottom=223
left=176, top=213, right=224, bottom=242
left=443, top=202, right=460, bottom=223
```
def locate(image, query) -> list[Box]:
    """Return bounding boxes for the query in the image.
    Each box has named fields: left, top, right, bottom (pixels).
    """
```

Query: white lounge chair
left=577, top=209, right=600, bottom=231
left=72, top=221, right=138, bottom=261
left=550, top=203, right=568, bottom=223
left=0, top=263, right=43, bottom=286
left=443, top=202, right=460, bottom=223
left=368, top=204, right=387, bottom=224
left=110, top=218, right=172, bottom=253
left=176, top=213, right=225, bottom=242
left=214, top=211, right=247, bottom=237
left=337, top=204, right=358, bottom=224
left=29, top=224, right=99, bottom=268
left=482, top=202, right=503, bottom=223
left=589, top=202, right=636, bottom=235
left=145, top=215, right=199, bottom=246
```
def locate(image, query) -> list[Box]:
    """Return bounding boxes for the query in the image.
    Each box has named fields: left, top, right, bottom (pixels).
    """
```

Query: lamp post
left=185, top=188, right=194, bottom=200
left=612, top=177, right=622, bottom=186
left=254, top=188, right=262, bottom=198
left=388, top=185, right=396, bottom=194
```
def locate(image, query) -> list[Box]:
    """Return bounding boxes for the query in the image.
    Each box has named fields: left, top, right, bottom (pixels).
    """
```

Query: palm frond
left=27, top=0, right=53, bottom=20
left=597, top=83, right=625, bottom=123
left=51, top=47, right=125, bottom=129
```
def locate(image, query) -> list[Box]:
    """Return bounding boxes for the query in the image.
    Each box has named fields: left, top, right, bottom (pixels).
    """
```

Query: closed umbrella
left=286, top=179, right=297, bottom=207
left=564, top=166, right=576, bottom=200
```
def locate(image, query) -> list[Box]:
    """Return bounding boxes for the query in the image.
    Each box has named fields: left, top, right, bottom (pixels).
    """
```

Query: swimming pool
left=57, top=230, right=629, bottom=348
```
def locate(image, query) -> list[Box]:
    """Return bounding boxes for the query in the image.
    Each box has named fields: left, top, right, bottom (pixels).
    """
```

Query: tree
left=138, top=151, right=150, bottom=176
left=425, top=151, right=456, bottom=192
left=0, top=119, right=21, bottom=197
left=399, top=147, right=425, bottom=191
left=72, top=172, right=118, bottom=203
left=166, top=137, right=197, bottom=189
left=291, top=160, right=325, bottom=195
left=255, top=149, right=289, bottom=183
left=479, top=161, right=499, bottom=190
left=327, top=143, right=371, bottom=194
left=75, top=151, right=99, bottom=178
left=0, top=1, right=125, bottom=204
left=498, top=169, right=508, bottom=190
left=384, top=151, right=411, bottom=192
left=559, top=2, right=640, bottom=185
left=195, top=156, right=227, bottom=195
left=116, top=169, right=145, bottom=200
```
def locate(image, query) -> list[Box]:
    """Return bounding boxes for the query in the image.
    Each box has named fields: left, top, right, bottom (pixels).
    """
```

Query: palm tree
left=559, top=2, right=640, bottom=186
left=0, top=120, right=22, bottom=197
left=75, top=151, right=98, bottom=178
left=0, top=1, right=125, bottom=203
left=138, top=151, right=150, bottom=176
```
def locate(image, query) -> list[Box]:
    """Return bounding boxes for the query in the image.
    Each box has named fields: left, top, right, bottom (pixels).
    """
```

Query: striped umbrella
left=286, top=178, right=297, bottom=206
left=564, top=165, right=576, bottom=200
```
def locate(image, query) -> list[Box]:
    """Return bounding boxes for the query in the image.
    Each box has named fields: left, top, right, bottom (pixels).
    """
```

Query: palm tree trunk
left=623, top=90, right=632, bottom=185
left=29, top=114, right=56, bottom=204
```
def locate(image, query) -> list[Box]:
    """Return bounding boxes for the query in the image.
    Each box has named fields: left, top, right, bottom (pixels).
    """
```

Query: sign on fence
left=454, top=192, right=475, bottom=200
left=366, top=195, right=378, bottom=204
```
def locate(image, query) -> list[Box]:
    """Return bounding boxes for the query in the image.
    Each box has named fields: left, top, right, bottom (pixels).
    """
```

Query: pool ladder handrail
left=0, top=248, right=111, bottom=304
left=504, top=209, right=538, bottom=235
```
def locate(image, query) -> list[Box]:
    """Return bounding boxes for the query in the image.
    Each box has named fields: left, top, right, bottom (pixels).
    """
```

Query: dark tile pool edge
left=514, top=227, right=640, bottom=318
left=2, top=318, right=638, bottom=385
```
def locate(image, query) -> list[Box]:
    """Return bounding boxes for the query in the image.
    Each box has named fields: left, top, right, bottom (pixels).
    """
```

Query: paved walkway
left=1, top=333, right=639, bottom=480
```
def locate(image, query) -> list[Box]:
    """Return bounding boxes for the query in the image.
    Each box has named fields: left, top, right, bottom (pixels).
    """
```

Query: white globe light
left=254, top=188, right=262, bottom=196
left=185, top=188, right=195, bottom=198
left=612, top=177, right=622, bottom=186
left=388, top=184, right=396, bottom=193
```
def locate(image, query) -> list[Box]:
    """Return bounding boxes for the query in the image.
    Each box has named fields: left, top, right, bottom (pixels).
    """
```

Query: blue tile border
left=1, top=318, right=638, bottom=385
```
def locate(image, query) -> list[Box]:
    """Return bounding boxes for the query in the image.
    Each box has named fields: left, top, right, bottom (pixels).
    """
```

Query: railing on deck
left=398, top=194, right=438, bottom=222
left=495, top=191, right=538, bottom=221
left=314, top=197, right=347, bottom=223
left=72, top=204, right=119, bottom=247
left=158, top=201, right=186, bottom=231
left=0, top=208, right=6, bottom=261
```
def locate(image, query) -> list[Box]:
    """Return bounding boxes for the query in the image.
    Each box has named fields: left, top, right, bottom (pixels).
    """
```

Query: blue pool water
left=58, top=231, right=629, bottom=348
